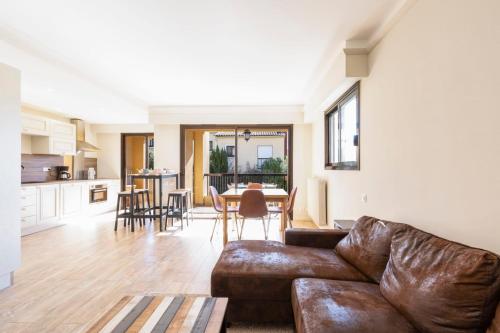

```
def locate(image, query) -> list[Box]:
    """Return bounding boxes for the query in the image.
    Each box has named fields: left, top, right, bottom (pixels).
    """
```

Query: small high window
left=325, top=82, right=360, bottom=170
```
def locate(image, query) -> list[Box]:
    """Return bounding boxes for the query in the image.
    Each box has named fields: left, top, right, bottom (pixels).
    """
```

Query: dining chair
left=269, top=187, right=297, bottom=228
left=209, top=186, right=239, bottom=241
left=247, top=182, right=263, bottom=189
left=238, top=189, right=270, bottom=240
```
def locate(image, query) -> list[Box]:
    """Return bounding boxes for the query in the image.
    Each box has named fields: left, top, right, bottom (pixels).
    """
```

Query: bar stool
left=114, top=189, right=150, bottom=231
left=166, top=188, right=194, bottom=230
left=136, top=188, right=153, bottom=224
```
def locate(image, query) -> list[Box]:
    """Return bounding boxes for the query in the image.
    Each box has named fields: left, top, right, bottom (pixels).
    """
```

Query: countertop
left=21, top=179, right=120, bottom=187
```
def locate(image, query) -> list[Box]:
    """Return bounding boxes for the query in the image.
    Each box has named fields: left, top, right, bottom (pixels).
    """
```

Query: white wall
left=309, top=0, right=500, bottom=253
left=96, top=133, right=121, bottom=179
left=0, top=63, right=21, bottom=289
left=292, top=124, right=312, bottom=220
left=154, top=124, right=180, bottom=171
left=150, top=105, right=303, bottom=124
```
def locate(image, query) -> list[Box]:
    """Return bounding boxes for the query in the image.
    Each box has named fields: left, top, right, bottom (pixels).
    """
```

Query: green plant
left=209, top=146, right=229, bottom=173
left=261, top=157, right=288, bottom=190
left=261, top=157, right=287, bottom=173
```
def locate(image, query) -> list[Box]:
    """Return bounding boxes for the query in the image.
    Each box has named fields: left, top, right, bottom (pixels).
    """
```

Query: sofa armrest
left=284, top=228, right=349, bottom=249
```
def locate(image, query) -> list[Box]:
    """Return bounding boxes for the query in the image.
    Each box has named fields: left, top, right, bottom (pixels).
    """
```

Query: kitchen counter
left=21, top=179, right=119, bottom=187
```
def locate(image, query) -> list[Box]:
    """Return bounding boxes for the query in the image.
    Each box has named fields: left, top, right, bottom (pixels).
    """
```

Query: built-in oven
left=89, top=184, right=108, bottom=204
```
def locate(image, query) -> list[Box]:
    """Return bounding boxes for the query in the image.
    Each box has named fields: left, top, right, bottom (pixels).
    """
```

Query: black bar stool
left=114, top=189, right=150, bottom=231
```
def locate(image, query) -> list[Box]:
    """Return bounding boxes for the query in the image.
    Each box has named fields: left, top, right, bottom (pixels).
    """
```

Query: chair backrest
left=238, top=190, right=268, bottom=218
left=209, top=186, right=223, bottom=212
left=247, top=182, right=263, bottom=189
left=287, top=187, right=298, bottom=214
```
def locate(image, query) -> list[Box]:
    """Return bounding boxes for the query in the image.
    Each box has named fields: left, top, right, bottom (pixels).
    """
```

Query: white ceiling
left=0, top=0, right=401, bottom=122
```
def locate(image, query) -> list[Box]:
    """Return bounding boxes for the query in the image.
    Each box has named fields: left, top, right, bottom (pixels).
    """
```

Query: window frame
left=324, top=81, right=360, bottom=170
left=225, top=145, right=235, bottom=157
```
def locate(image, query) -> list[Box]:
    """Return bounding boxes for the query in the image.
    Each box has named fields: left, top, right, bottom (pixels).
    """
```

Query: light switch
left=361, top=193, right=368, bottom=203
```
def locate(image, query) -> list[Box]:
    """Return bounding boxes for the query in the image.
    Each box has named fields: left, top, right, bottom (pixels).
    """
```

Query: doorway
left=120, top=133, right=154, bottom=190
left=180, top=125, right=293, bottom=206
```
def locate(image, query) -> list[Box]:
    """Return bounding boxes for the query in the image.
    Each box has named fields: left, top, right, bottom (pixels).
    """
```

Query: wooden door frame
left=120, top=132, right=154, bottom=190
left=179, top=124, right=293, bottom=194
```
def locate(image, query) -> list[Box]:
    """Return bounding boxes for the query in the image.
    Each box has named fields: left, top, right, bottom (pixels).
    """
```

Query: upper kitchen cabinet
left=21, top=114, right=50, bottom=136
left=51, top=121, right=76, bottom=141
left=30, top=118, right=77, bottom=156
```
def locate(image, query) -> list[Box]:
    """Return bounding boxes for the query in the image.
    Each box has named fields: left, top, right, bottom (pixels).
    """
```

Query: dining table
left=220, top=188, right=289, bottom=245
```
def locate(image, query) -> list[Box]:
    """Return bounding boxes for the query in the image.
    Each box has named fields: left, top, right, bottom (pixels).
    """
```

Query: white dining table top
left=220, top=188, right=288, bottom=198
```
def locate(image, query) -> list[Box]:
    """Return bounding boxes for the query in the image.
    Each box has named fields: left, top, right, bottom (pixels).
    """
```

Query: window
left=225, top=145, right=235, bottom=157
left=325, top=82, right=360, bottom=170
left=257, top=145, right=273, bottom=169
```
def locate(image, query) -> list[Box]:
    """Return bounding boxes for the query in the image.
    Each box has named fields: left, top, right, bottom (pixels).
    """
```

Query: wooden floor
left=0, top=212, right=316, bottom=333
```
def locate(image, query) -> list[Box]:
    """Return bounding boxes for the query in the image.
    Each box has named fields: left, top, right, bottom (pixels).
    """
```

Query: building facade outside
left=209, top=131, right=286, bottom=173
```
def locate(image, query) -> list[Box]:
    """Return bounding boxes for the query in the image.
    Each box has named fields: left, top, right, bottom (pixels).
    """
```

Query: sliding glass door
left=180, top=125, right=292, bottom=203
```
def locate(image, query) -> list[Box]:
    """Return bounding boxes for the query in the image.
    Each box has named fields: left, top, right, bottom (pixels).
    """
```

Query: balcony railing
left=204, top=173, right=288, bottom=195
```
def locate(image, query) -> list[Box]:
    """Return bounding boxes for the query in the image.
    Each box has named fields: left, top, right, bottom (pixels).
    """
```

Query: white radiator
left=307, top=177, right=327, bottom=226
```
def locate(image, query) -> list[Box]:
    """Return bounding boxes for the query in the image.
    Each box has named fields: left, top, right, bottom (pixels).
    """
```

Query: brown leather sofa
left=211, top=216, right=500, bottom=332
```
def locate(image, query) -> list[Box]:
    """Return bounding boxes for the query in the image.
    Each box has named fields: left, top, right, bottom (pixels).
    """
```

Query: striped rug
left=86, top=295, right=227, bottom=333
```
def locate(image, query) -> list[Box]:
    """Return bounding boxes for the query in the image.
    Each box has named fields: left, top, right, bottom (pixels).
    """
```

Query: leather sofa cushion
left=211, top=240, right=369, bottom=301
left=291, top=278, right=418, bottom=333
left=335, top=216, right=410, bottom=282
left=381, top=227, right=500, bottom=333
left=488, top=303, right=500, bottom=333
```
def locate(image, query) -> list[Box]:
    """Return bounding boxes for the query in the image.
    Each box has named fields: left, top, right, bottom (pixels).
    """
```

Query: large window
left=325, top=82, right=360, bottom=170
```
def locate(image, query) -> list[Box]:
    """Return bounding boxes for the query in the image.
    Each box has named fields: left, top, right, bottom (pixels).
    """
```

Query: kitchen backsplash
left=21, top=154, right=64, bottom=183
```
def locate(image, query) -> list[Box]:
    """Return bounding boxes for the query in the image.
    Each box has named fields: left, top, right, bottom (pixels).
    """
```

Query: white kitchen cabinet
left=51, top=121, right=76, bottom=140
left=39, top=185, right=60, bottom=223
left=20, top=186, right=38, bottom=228
left=31, top=136, right=76, bottom=155
left=50, top=137, right=76, bottom=155
left=21, top=114, right=50, bottom=136
left=21, top=180, right=119, bottom=234
left=29, top=118, right=76, bottom=155
left=60, top=183, right=83, bottom=217
left=21, top=215, right=37, bottom=229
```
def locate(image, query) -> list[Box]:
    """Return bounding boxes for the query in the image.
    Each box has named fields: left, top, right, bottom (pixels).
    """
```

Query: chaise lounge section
left=211, top=216, right=500, bottom=332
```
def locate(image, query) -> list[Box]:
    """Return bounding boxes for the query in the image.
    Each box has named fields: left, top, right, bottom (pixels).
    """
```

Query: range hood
left=71, top=119, right=100, bottom=152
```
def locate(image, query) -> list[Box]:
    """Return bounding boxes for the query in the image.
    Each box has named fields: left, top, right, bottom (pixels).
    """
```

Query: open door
left=121, top=133, right=154, bottom=190
left=180, top=125, right=292, bottom=207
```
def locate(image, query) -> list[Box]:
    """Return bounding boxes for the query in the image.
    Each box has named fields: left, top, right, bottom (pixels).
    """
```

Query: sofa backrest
left=335, top=216, right=410, bottom=283
left=488, top=302, right=500, bottom=333
left=380, top=227, right=500, bottom=333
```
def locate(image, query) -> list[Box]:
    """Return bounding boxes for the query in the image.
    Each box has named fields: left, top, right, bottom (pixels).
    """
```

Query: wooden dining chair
left=247, top=182, right=263, bottom=189
left=209, top=186, right=239, bottom=241
left=238, top=189, right=270, bottom=240
left=269, top=187, right=297, bottom=228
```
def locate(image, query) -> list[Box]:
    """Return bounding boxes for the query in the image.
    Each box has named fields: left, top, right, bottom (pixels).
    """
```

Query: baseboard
left=0, top=272, right=12, bottom=290
left=21, top=222, right=66, bottom=237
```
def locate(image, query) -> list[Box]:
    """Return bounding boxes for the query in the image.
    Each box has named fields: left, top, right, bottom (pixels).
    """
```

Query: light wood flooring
left=0, top=211, right=316, bottom=333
